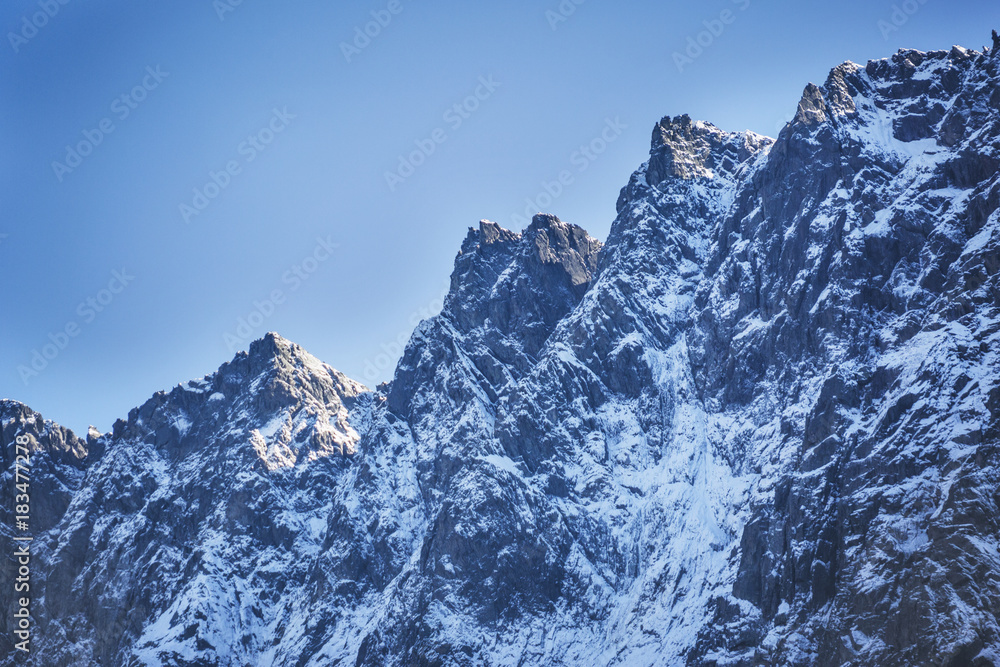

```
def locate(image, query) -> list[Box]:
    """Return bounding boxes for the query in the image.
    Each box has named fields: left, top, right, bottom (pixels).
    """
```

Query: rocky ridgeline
left=2, top=37, right=999, bottom=666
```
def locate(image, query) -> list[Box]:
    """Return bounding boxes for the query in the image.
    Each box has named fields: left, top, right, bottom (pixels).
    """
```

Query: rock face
left=2, top=40, right=999, bottom=666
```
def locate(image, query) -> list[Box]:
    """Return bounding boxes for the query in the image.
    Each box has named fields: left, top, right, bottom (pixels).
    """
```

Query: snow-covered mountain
left=3, top=37, right=999, bottom=666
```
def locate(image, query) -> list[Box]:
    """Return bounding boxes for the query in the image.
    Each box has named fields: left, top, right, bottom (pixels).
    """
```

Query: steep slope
left=349, top=213, right=604, bottom=664
left=3, top=37, right=999, bottom=667
left=693, top=44, right=1000, bottom=666
left=314, top=40, right=1000, bottom=666
left=1, top=401, right=91, bottom=657
left=5, top=334, right=369, bottom=665
left=490, top=117, right=775, bottom=664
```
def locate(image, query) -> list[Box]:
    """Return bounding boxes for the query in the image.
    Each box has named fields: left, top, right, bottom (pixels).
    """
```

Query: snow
left=179, top=378, right=209, bottom=393
left=17, top=41, right=1000, bottom=667
left=256, top=412, right=287, bottom=439
left=170, top=414, right=192, bottom=437
left=482, top=454, right=520, bottom=475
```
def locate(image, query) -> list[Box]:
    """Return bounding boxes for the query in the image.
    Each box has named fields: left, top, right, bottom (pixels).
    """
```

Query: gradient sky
left=2, top=0, right=997, bottom=435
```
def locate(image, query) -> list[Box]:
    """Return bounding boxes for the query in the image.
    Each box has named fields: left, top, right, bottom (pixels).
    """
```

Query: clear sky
left=2, top=0, right=997, bottom=435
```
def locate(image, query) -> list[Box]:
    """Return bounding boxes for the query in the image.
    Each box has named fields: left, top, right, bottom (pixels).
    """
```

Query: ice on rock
left=4, top=38, right=1000, bottom=667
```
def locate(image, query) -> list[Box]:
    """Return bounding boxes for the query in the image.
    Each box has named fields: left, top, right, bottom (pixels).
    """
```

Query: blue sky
left=2, top=0, right=997, bottom=435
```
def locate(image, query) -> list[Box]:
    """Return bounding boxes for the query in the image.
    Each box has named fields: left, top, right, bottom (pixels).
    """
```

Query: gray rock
left=3, top=35, right=999, bottom=667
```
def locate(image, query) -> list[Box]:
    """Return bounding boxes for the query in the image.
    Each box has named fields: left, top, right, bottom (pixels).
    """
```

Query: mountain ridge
left=3, top=38, right=999, bottom=665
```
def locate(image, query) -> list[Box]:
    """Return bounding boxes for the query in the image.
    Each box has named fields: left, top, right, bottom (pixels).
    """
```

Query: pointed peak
left=440, top=211, right=602, bottom=355
left=461, top=220, right=520, bottom=254
left=647, top=115, right=771, bottom=183
left=248, top=331, right=292, bottom=359
left=949, top=45, right=972, bottom=61
left=0, top=398, right=27, bottom=414
left=524, top=214, right=602, bottom=288
left=527, top=213, right=563, bottom=231
left=112, top=333, right=367, bottom=459
left=651, top=114, right=720, bottom=152
left=241, top=333, right=362, bottom=391
left=523, top=214, right=602, bottom=260
left=0, top=400, right=88, bottom=465
left=478, top=219, right=520, bottom=245
left=891, top=47, right=928, bottom=64
left=787, top=62, right=862, bottom=131
left=241, top=332, right=335, bottom=375
left=794, top=82, right=828, bottom=126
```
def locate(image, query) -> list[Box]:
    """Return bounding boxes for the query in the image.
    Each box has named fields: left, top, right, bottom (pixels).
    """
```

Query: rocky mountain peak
left=5, top=34, right=1000, bottom=667
left=388, top=214, right=603, bottom=420
left=444, top=216, right=601, bottom=344
left=247, top=329, right=292, bottom=360
left=524, top=213, right=602, bottom=288
left=788, top=62, right=862, bottom=132
left=477, top=218, right=520, bottom=246
left=458, top=219, right=520, bottom=257
left=104, top=333, right=367, bottom=468
left=647, top=114, right=773, bottom=185
left=793, top=82, right=830, bottom=126
left=0, top=399, right=87, bottom=466
left=244, top=331, right=365, bottom=400
left=1, top=401, right=89, bottom=536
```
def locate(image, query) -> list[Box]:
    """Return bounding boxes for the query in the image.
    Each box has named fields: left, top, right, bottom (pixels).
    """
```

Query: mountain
left=3, top=37, right=999, bottom=666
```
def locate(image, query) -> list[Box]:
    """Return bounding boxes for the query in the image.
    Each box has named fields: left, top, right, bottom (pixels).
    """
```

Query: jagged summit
left=0, top=400, right=87, bottom=464
left=247, top=330, right=294, bottom=359
left=103, top=332, right=367, bottom=467
left=444, top=214, right=601, bottom=350
left=524, top=213, right=602, bottom=288
left=460, top=214, right=598, bottom=256
left=389, top=213, right=603, bottom=418
left=647, top=114, right=773, bottom=182
left=1, top=402, right=89, bottom=538
left=471, top=218, right=520, bottom=247
left=3, top=35, right=999, bottom=667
